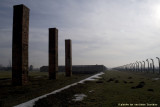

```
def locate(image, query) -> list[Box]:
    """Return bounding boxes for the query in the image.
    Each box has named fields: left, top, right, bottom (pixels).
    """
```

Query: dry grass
left=34, top=70, right=160, bottom=107
left=0, top=71, right=93, bottom=107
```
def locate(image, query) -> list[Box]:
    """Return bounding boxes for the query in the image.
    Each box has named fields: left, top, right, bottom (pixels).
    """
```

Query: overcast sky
left=1, top=0, right=160, bottom=68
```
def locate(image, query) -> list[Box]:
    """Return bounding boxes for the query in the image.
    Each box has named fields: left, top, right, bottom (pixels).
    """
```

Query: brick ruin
left=11, top=4, right=74, bottom=84
left=12, top=4, right=29, bottom=85
left=65, top=39, right=72, bottom=77
left=49, top=28, right=58, bottom=79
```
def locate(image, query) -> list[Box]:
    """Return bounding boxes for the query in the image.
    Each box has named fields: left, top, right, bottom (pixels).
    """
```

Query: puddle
left=72, top=94, right=87, bottom=101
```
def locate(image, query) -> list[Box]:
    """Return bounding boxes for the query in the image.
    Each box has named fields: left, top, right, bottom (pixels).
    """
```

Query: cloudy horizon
left=1, top=0, right=160, bottom=68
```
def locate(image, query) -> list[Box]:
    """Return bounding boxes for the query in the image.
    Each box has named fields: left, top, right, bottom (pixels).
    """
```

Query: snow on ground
left=78, top=72, right=104, bottom=83
left=152, top=78, right=160, bottom=80
left=72, top=94, right=87, bottom=102
left=89, top=90, right=94, bottom=93
left=14, top=72, right=104, bottom=107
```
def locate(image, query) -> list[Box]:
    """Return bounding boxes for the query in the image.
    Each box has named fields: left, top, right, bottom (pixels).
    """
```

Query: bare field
left=33, top=70, right=160, bottom=107
left=0, top=71, right=93, bottom=107
left=1, top=70, right=160, bottom=107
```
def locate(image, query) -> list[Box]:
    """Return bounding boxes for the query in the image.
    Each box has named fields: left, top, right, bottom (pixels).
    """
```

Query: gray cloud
left=1, top=0, right=160, bottom=68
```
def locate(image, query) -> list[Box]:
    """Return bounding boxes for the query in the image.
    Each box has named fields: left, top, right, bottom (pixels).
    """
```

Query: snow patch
left=152, top=78, right=160, bottom=80
left=78, top=72, right=104, bottom=83
left=14, top=72, right=104, bottom=107
left=72, top=94, right=87, bottom=101
left=89, top=90, right=94, bottom=93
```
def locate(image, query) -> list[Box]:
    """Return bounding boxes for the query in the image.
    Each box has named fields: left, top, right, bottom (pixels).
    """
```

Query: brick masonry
left=49, top=28, right=58, bottom=79
left=12, top=4, right=29, bottom=85
left=65, top=39, right=72, bottom=76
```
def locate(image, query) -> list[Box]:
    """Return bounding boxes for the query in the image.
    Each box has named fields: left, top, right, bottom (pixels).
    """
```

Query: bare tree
left=29, top=65, right=33, bottom=71
left=7, top=60, right=12, bottom=71
left=0, top=64, right=3, bottom=70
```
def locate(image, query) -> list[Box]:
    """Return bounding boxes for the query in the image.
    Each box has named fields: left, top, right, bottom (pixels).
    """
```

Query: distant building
left=40, top=65, right=107, bottom=74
